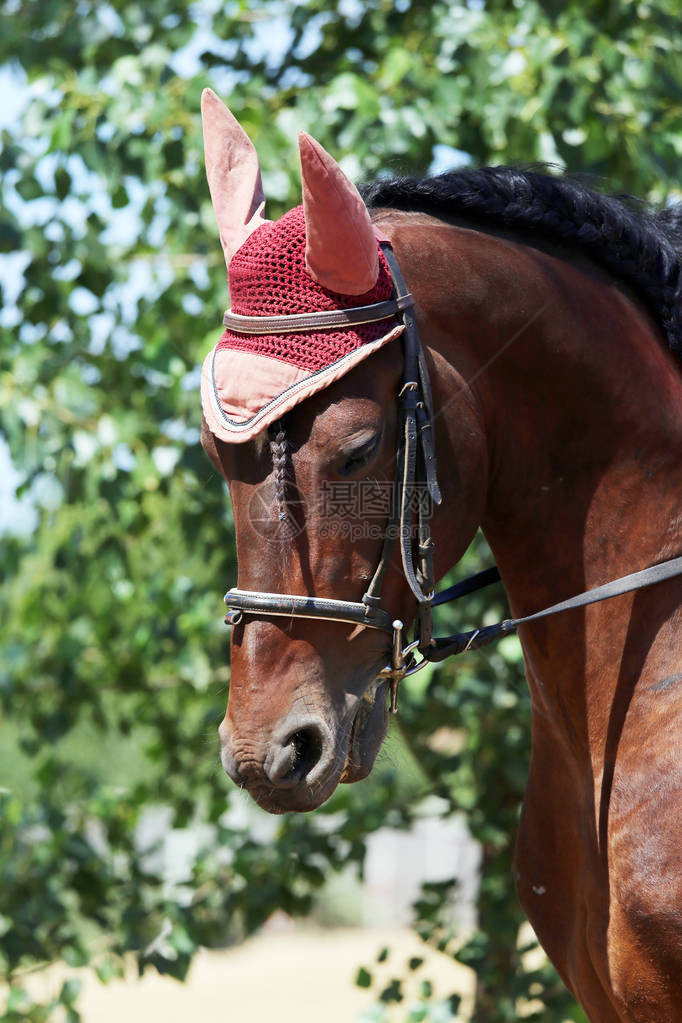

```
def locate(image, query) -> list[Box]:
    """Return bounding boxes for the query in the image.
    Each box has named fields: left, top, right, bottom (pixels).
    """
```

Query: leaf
left=50, top=108, right=76, bottom=152
left=15, top=175, right=43, bottom=201
left=58, top=979, right=82, bottom=1006
left=355, top=966, right=372, bottom=988
left=54, top=166, right=71, bottom=201
left=419, top=979, right=432, bottom=999
left=378, top=978, right=403, bottom=1004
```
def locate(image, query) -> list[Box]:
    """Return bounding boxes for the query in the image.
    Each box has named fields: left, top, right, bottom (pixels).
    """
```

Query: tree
left=1, top=1, right=679, bottom=1018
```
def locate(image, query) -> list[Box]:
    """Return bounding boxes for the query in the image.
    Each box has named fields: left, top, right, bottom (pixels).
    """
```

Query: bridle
left=223, top=243, right=442, bottom=710
left=222, top=242, right=682, bottom=713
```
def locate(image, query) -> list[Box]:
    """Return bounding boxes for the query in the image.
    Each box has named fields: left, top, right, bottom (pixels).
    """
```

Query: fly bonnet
left=199, top=89, right=405, bottom=443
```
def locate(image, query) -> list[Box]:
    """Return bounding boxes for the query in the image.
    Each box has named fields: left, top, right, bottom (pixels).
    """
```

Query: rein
left=223, top=243, right=682, bottom=712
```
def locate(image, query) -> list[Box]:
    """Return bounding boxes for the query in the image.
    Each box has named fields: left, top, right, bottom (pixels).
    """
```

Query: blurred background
left=0, top=1, right=679, bottom=1020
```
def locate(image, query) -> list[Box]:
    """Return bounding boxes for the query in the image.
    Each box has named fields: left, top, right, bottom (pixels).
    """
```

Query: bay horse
left=198, top=90, right=682, bottom=1021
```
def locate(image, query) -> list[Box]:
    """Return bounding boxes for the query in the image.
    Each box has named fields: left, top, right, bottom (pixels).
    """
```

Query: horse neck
left=468, top=234, right=681, bottom=604
left=397, top=216, right=682, bottom=750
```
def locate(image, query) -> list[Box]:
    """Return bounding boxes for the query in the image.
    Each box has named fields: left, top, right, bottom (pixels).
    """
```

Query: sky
left=1, top=65, right=32, bottom=535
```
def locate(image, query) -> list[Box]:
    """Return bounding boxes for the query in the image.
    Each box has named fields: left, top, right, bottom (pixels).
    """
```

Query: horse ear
left=201, top=89, right=268, bottom=268
left=298, top=131, right=379, bottom=295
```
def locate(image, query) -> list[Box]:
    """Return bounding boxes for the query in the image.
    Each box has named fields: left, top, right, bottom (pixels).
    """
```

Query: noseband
left=222, top=242, right=682, bottom=712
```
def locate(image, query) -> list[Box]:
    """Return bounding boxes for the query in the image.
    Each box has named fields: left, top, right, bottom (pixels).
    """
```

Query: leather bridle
left=222, top=242, right=682, bottom=713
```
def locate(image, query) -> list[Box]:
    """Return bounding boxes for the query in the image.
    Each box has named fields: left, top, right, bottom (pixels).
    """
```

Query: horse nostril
left=290, top=726, right=323, bottom=776
left=266, top=723, right=325, bottom=788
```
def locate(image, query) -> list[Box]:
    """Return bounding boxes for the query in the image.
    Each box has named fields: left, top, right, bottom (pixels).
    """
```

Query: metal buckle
left=377, top=619, right=431, bottom=713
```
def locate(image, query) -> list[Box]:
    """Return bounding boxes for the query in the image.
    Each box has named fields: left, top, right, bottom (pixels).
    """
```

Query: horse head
left=199, top=90, right=486, bottom=813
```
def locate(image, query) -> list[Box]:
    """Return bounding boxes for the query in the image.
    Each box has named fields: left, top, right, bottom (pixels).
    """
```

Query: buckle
left=377, top=619, right=430, bottom=713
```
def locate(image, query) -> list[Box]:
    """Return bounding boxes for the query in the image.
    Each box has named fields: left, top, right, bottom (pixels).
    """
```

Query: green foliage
left=0, top=0, right=677, bottom=1019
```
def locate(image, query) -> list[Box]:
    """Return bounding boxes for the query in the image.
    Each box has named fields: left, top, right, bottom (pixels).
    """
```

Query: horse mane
left=361, top=168, right=682, bottom=363
left=267, top=420, right=289, bottom=521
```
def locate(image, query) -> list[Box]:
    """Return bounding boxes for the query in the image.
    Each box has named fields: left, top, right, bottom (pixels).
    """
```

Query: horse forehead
left=312, top=396, right=384, bottom=443
left=293, top=356, right=398, bottom=444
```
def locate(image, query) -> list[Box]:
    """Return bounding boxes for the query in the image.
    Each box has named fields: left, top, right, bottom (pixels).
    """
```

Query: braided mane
left=361, top=168, right=682, bottom=363
left=268, top=420, right=288, bottom=521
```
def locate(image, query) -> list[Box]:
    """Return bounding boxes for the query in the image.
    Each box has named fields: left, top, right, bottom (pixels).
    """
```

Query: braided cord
left=268, top=421, right=288, bottom=522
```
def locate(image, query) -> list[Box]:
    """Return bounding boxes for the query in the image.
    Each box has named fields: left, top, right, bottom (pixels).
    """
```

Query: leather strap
left=432, top=566, right=502, bottom=606
left=224, top=588, right=394, bottom=633
left=222, top=295, right=414, bottom=334
left=427, top=556, right=682, bottom=661
left=382, top=246, right=441, bottom=506
left=379, top=244, right=439, bottom=662
left=364, top=243, right=440, bottom=635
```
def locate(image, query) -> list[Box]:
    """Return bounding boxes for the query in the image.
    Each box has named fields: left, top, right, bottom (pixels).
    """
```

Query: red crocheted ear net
left=216, top=205, right=395, bottom=373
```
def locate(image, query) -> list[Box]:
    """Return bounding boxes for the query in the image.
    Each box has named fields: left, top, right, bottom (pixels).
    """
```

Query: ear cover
left=201, top=89, right=268, bottom=267
left=199, top=107, right=402, bottom=445
left=299, top=131, right=379, bottom=295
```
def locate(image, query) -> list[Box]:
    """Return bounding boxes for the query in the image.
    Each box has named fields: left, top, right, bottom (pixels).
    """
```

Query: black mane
left=361, top=168, right=682, bottom=362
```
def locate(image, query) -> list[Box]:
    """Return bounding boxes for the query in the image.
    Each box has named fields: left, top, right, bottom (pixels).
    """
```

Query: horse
left=198, top=90, right=682, bottom=1021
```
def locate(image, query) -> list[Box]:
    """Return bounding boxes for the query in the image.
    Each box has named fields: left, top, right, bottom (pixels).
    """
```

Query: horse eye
left=337, top=433, right=381, bottom=477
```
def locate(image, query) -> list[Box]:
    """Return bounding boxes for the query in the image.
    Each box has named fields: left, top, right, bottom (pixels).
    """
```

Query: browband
left=222, top=294, right=413, bottom=334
